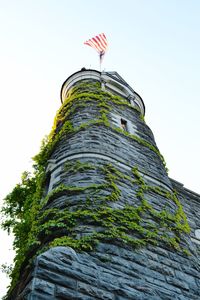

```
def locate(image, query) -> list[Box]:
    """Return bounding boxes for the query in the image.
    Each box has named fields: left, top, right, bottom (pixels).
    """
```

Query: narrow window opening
left=43, top=172, right=51, bottom=196
left=121, top=118, right=128, bottom=131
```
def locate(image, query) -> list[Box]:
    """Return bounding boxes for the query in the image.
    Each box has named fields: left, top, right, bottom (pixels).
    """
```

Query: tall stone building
left=7, top=69, right=200, bottom=299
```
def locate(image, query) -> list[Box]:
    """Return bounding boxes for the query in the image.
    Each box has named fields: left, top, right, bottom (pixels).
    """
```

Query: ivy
left=1, top=80, right=190, bottom=297
left=64, top=160, right=96, bottom=173
left=31, top=80, right=168, bottom=173
left=30, top=162, right=190, bottom=257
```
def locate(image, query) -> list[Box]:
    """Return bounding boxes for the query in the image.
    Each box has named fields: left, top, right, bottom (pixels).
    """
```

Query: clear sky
left=0, top=0, right=200, bottom=297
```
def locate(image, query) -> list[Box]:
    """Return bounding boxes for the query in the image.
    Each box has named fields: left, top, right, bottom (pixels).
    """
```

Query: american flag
left=84, top=33, right=108, bottom=62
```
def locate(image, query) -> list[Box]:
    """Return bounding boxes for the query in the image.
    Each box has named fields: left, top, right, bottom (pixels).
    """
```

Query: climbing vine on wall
left=36, top=162, right=190, bottom=252
left=1, top=80, right=190, bottom=295
left=33, top=80, right=168, bottom=171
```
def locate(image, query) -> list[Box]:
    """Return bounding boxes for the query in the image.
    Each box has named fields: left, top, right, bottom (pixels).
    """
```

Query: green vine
left=32, top=162, right=190, bottom=256
left=1, top=80, right=190, bottom=296
left=31, top=80, right=168, bottom=172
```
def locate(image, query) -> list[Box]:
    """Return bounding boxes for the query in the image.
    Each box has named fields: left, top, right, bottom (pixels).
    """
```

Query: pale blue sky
left=0, top=0, right=200, bottom=296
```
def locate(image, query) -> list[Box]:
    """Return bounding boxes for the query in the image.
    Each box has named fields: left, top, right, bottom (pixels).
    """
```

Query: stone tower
left=7, top=69, right=200, bottom=299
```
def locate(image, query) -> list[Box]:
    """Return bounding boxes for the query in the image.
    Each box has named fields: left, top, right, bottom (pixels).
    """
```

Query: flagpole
left=99, top=51, right=104, bottom=72
left=84, top=34, right=107, bottom=73
left=99, top=53, right=101, bottom=72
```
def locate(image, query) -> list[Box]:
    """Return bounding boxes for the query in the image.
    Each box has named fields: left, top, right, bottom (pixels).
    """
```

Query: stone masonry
left=9, top=69, right=200, bottom=299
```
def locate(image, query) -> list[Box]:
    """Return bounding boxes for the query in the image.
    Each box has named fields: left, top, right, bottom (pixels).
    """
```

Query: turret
left=6, top=69, right=199, bottom=300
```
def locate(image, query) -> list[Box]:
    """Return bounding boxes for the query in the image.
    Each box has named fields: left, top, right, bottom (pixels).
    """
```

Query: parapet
left=60, top=68, right=145, bottom=116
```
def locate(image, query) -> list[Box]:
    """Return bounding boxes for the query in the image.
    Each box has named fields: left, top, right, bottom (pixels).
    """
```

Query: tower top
left=60, top=68, right=145, bottom=116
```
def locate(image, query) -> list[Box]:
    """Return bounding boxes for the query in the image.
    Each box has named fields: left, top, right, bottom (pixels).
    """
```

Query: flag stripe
left=84, top=40, right=100, bottom=52
left=91, top=37, right=105, bottom=52
left=84, top=33, right=108, bottom=54
left=85, top=38, right=103, bottom=52
left=94, top=36, right=106, bottom=52
left=89, top=38, right=102, bottom=51
left=97, top=33, right=107, bottom=49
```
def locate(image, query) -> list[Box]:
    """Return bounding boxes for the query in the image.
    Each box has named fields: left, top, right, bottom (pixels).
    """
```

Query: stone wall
left=15, top=180, right=200, bottom=299
left=8, top=73, right=200, bottom=299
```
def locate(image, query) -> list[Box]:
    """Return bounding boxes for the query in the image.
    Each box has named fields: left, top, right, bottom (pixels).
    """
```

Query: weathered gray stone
left=8, top=69, right=200, bottom=300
